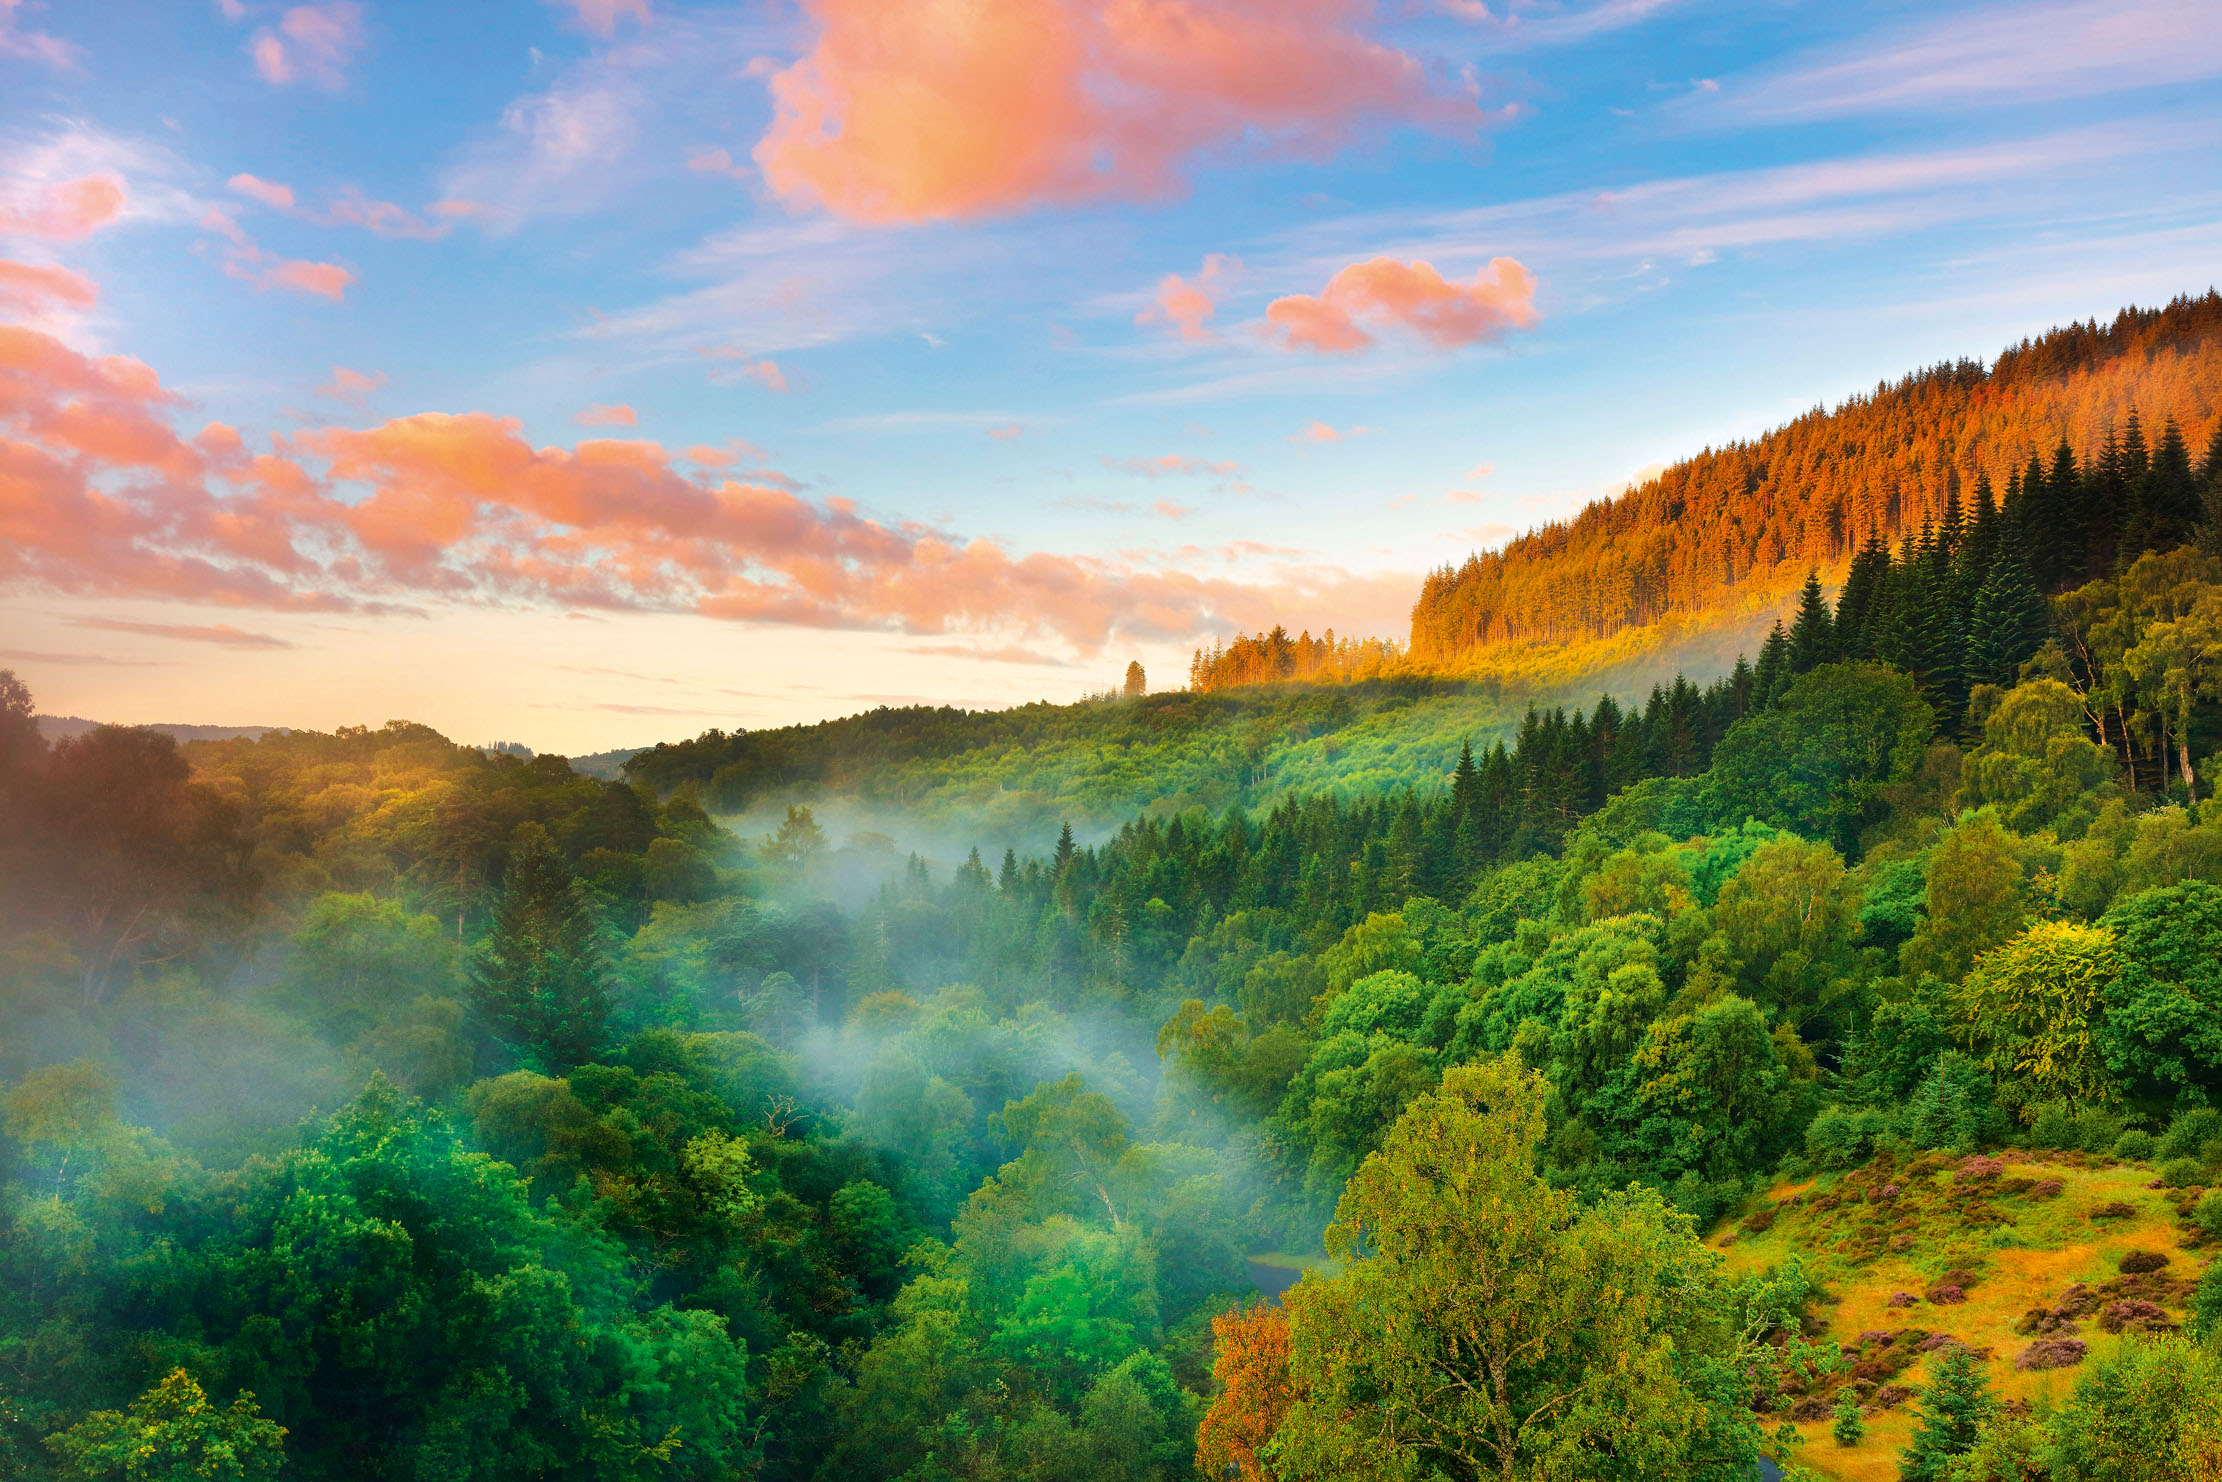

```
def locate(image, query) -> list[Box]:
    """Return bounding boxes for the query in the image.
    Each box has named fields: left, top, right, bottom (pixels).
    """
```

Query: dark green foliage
left=472, top=826, right=615, bottom=1070
left=1700, top=663, right=1934, bottom=851
left=1899, top=1345, right=1994, bottom=1481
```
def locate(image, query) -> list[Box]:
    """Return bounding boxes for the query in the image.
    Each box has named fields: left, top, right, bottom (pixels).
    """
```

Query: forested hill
left=1407, top=292, right=2222, bottom=666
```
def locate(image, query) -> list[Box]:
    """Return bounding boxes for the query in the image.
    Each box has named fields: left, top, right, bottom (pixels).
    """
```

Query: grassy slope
left=1715, top=1154, right=2209, bottom=1481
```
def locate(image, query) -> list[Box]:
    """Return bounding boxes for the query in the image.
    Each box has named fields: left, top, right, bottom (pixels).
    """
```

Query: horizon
left=6, top=0, right=2222, bottom=751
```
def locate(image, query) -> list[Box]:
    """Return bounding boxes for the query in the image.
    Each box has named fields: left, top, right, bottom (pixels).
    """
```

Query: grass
left=1713, top=1152, right=2207, bottom=1482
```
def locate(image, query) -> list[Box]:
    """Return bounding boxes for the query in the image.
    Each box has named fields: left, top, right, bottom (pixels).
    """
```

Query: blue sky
left=2, top=0, right=2219, bottom=751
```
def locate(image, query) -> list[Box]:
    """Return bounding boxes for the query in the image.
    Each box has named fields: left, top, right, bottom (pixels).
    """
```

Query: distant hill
left=36, top=715, right=285, bottom=744
left=1408, top=292, right=2222, bottom=667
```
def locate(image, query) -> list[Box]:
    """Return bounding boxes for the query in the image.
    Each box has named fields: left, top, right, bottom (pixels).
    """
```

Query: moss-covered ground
left=1712, top=1151, right=2211, bottom=1481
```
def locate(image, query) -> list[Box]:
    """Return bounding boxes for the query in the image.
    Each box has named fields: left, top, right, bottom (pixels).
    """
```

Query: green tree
left=470, top=826, right=612, bottom=1070
left=1898, top=1344, right=1992, bottom=1482
left=1953, top=919, right=2119, bottom=1112
left=1122, top=661, right=1147, bottom=699
left=1264, top=1056, right=1760, bottom=1481
left=1787, top=571, right=1836, bottom=675
left=46, top=1369, right=284, bottom=1481
left=2096, top=881, right=2222, bottom=1109
left=278, top=892, right=461, bottom=1043
left=1701, top=663, right=1934, bottom=852
left=1832, top=1392, right=1865, bottom=1448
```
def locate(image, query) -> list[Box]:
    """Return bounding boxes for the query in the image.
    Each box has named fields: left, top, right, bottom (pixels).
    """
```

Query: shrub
left=1741, top=1206, right=1777, bottom=1234
left=2016, top=1338, right=2088, bottom=1371
left=2097, top=1299, right=2173, bottom=1334
left=2112, top=1129, right=2157, bottom=1161
left=2160, top=1107, right=2222, bottom=1161
left=2089, top=1201, right=2136, bottom=1220
left=1997, top=1176, right=2035, bottom=1196
left=1954, top=1156, right=2004, bottom=1184
left=2159, top=1156, right=2204, bottom=1188
left=2194, top=1188, right=2222, bottom=1240
left=1806, top=1104, right=1892, bottom=1169
left=2074, top=1106, right=2127, bottom=1154
left=1790, top=1396, right=1831, bottom=1422
left=2029, top=1103, right=2078, bottom=1149
left=1831, top=1392, right=1865, bottom=1447
left=1927, top=1285, right=1969, bottom=1305
left=1871, top=1384, right=1914, bottom=1409
left=2117, top=1249, right=2170, bottom=1274
left=2028, top=1179, right=2064, bottom=1199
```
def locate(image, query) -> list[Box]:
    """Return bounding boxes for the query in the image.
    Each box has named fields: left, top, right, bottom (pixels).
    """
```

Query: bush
left=2159, top=1157, right=2205, bottom=1188
left=2194, top=1189, right=2222, bottom=1241
left=2016, top=1338, right=2089, bottom=1371
left=2029, top=1103, right=2078, bottom=1149
left=2117, top=1250, right=2170, bottom=1274
left=2160, top=1107, right=2222, bottom=1160
left=2074, top=1106, right=2128, bottom=1154
left=2112, top=1129, right=2157, bottom=1161
left=2089, top=1201, right=2136, bottom=1220
left=1806, top=1104, right=1892, bottom=1169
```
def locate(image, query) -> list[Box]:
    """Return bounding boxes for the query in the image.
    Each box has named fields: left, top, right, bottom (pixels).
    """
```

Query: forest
left=7, top=299, right=2222, bottom=1480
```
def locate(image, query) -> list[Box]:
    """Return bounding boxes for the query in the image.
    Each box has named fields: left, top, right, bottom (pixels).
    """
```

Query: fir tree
left=2125, top=417, right=2201, bottom=555
left=1753, top=620, right=1790, bottom=707
left=1053, top=820, right=1076, bottom=877
left=1832, top=1392, right=1865, bottom=1448
left=471, top=826, right=612, bottom=1071
left=999, top=847, right=1020, bottom=894
left=1787, top=570, right=1836, bottom=675
left=2045, top=438, right=2084, bottom=587
left=1898, top=1345, right=1993, bottom=1481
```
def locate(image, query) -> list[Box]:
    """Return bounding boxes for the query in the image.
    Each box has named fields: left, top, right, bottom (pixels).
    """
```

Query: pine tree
left=2125, top=417, right=2201, bottom=554
left=999, top=847, right=1020, bottom=895
left=1053, top=821, right=1077, bottom=877
left=1898, top=1345, right=1993, bottom=1481
left=1787, top=571, right=1835, bottom=675
left=472, top=827, right=612, bottom=1070
left=1753, top=620, right=1790, bottom=707
left=1833, top=536, right=1890, bottom=661
left=1832, top=1391, right=1866, bottom=1448
left=2047, top=437, right=2086, bottom=586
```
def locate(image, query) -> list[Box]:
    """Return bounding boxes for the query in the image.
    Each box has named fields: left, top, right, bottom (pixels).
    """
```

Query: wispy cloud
left=1705, top=0, right=2222, bottom=123
left=0, top=648, right=160, bottom=667
left=71, top=618, right=293, bottom=648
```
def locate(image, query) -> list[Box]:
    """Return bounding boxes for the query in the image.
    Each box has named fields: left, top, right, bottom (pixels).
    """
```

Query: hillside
left=1408, top=292, right=2222, bottom=669
left=1717, top=1141, right=2217, bottom=1481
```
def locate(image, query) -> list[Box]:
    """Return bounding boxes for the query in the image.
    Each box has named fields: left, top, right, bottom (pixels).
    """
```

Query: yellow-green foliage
left=1955, top=922, right=2121, bottom=1111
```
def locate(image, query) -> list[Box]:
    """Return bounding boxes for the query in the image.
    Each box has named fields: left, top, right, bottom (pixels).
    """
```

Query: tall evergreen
left=2045, top=438, right=2085, bottom=587
left=1786, top=570, right=1836, bottom=675
left=1964, top=533, right=2051, bottom=691
left=1952, top=473, right=2000, bottom=616
left=1839, top=534, right=1896, bottom=663
left=2125, top=417, right=2201, bottom=554
left=1898, top=1345, right=1994, bottom=1482
left=1752, top=620, right=1790, bottom=708
left=472, top=827, right=612, bottom=1071
left=1877, top=544, right=1958, bottom=728
left=1053, top=820, right=1077, bottom=877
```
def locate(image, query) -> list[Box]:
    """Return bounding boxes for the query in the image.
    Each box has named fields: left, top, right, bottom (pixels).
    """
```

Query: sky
left=2, top=0, right=2219, bottom=754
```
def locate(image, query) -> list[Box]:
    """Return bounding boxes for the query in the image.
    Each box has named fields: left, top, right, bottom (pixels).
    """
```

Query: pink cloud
left=1139, top=252, right=1241, bottom=341
left=321, top=188, right=449, bottom=240
left=987, top=423, right=1025, bottom=441
left=0, top=259, right=98, bottom=314
left=1104, top=453, right=1241, bottom=478
left=687, top=146, right=750, bottom=180
left=228, top=172, right=297, bottom=210
left=575, top=402, right=638, bottom=427
left=316, top=365, right=386, bottom=402
left=754, top=0, right=1485, bottom=223
left=1266, top=255, right=1537, bottom=354
left=0, top=322, right=1407, bottom=652
left=1294, top=421, right=1369, bottom=443
left=550, top=0, right=650, bottom=34
left=250, top=2, right=365, bottom=89
left=698, top=346, right=792, bottom=393
left=0, top=174, right=127, bottom=241
left=0, top=0, right=78, bottom=68
left=203, top=208, right=357, bottom=300
left=70, top=617, right=290, bottom=648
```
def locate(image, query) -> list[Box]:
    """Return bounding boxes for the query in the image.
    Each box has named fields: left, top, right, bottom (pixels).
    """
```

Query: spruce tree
left=2046, top=438, right=2086, bottom=585
left=472, top=826, right=612, bottom=1070
left=2126, top=417, right=2201, bottom=555
left=999, top=847, right=1021, bottom=894
left=1753, top=621, right=1790, bottom=707
left=1898, top=1345, right=1993, bottom=1481
left=1834, top=535, right=1890, bottom=660
left=1053, top=820, right=1077, bottom=877
left=1787, top=571, right=1835, bottom=675
left=1832, top=1391, right=1865, bottom=1448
